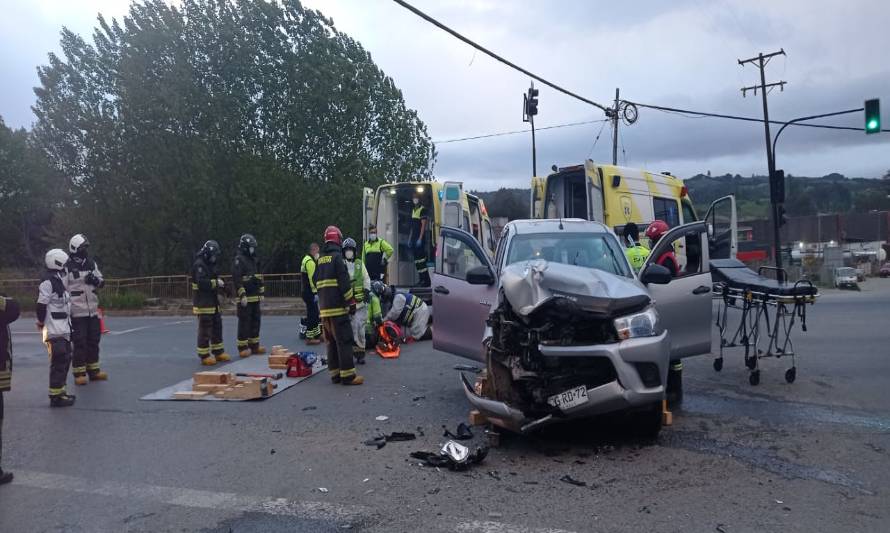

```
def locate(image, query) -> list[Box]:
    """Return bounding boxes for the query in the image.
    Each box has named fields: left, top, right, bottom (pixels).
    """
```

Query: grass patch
left=102, top=291, right=146, bottom=310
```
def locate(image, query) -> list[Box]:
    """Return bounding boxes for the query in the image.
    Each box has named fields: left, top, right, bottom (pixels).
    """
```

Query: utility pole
left=611, top=88, right=620, bottom=165
left=739, top=49, right=786, bottom=279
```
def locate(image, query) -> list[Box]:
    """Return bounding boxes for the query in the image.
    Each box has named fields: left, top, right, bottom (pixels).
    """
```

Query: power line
left=624, top=101, right=890, bottom=132
left=391, top=0, right=609, bottom=112
left=434, top=119, right=608, bottom=144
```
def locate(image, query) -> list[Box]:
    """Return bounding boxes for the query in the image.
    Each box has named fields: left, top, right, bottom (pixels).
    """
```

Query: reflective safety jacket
left=191, top=256, right=220, bottom=315
left=384, top=291, right=422, bottom=326
left=313, top=243, right=354, bottom=319
left=0, top=296, right=21, bottom=392
left=300, top=254, right=317, bottom=298
left=346, top=258, right=370, bottom=304
left=625, top=244, right=650, bottom=272
left=365, top=293, right=383, bottom=333
left=36, top=270, right=71, bottom=341
left=66, top=257, right=104, bottom=318
left=362, top=238, right=393, bottom=280
left=410, top=205, right=428, bottom=243
left=233, top=252, right=264, bottom=302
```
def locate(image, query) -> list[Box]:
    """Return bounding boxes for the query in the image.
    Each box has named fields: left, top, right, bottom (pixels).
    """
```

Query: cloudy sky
left=2, top=0, right=888, bottom=190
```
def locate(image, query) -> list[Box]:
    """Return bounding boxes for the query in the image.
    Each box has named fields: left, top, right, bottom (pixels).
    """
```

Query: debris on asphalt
left=375, top=415, right=389, bottom=421
left=362, top=478, right=369, bottom=483
left=412, top=395, right=426, bottom=401
left=559, top=474, right=587, bottom=487
left=716, top=525, right=727, bottom=533
left=487, top=470, right=501, bottom=481
left=302, top=406, right=317, bottom=411
left=317, top=487, right=329, bottom=493
left=363, top=431, right=417, bottom=449
left=488, top=512, right=503, bottom=519
left=410, top=441, right=489, bottom=471
left=270, top=449, right=276, bottom=455
left=453, top=364, right=482, bottom=373
left=442, top=422, right=474, bottom=440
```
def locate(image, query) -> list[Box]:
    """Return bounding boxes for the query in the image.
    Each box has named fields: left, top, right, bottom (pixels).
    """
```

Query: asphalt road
left=1, top=280, right=889, bottom=532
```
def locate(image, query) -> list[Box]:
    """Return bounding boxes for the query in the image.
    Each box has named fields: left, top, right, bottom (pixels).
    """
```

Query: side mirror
left=466, top=265, right=495, bottom=285
left=640, top=263, right=672, bottom=285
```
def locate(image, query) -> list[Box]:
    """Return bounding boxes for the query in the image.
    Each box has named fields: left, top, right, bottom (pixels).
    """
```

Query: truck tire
left=632, top=402, right=663, bottom=440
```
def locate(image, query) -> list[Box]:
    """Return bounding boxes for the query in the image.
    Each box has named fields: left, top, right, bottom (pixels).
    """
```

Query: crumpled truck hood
left=499, top=260, right=651, bottom=319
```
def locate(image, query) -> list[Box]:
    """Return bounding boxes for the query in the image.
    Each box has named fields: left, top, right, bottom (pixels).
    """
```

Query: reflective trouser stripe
left=340, top=368, right=356, bottom=378
left=671, top=361, right=683, bottom=371
left=329, top=369, right=340, bottom=376
left=193, top=306, right=217, bottom=315
left=236, top=339, right=249, bottom=347
left=72, top=366, right=87, bottom=375
left=414, top=258, right=428, bottom=273
left=246, top=296, right=261, bottom=302
left=319, top=308, right=348, bottom=318
left=86, top=363, right=101, bottom=371
left=248, top=337, right=260, bottom=344
left=238, top=287, right=246, bottom=296
left=306, top=325, right=322, bottom=338
left=316, top=280, right=339, bottom=288
left=197, top=347, right=211, bottom=355
left=210, top=342, right=225, bottom=350
left=49, top=386, right=66, bottom=396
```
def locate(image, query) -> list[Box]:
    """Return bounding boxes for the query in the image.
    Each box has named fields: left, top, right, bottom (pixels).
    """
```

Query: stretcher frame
left=713, top=266, right=817, bottom=385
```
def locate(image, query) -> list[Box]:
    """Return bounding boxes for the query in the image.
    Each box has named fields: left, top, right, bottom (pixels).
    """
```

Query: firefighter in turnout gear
left=314, top=226, right=363, bottom=385
left=233, top=234, right=265, bottom=357
left=1, top=295, right=21, bottom=484
left=362, top=224, right=393, bottom=282
left=192, top=240, right=231, bottom=365
left=66, top=234, right=108, bottom=385
left=382, top=287, right=430, bottom=342
left=36, top=249, right=76, bottom=407
left=342, top=237, right=370, bottom=364
left=300, top=243, right=322, bottom=344
left=409, top=194, right=431, bottom=287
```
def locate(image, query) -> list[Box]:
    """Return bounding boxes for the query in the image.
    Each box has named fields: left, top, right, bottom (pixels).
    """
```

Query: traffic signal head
left=770, top=169, right=785, bottom=204
left=865, top=98, right=880, bottom=134
left=527, top=87, right=539, bottom=116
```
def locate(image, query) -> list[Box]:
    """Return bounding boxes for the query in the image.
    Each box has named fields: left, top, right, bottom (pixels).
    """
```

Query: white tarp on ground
left=140, top=354, right=326, bottom=401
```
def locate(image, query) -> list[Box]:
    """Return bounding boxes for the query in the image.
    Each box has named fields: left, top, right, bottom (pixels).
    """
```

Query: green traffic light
left=867, top=118, right=879, bottom=131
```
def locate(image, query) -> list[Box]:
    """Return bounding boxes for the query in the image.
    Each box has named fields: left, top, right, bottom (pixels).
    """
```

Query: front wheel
left=631, top=402, right=663, bottom=440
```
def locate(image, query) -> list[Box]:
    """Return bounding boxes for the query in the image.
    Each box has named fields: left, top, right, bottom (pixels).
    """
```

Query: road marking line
left=456, top=521, right=578, bottom=533
left=110, top=320, right=191, bottom=335
left=13, top=470, right=369, bottom=523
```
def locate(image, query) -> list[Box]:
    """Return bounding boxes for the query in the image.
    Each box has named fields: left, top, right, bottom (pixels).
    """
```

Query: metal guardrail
left=0, top=273, right=304, bottom=302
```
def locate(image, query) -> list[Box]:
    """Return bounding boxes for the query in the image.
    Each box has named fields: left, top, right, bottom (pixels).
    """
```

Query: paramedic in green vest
left=362, top=224, right=394, bottom=283
left=365, top=281, right=385, bottom=349
left=623, top=222, right=650, bottom=272
left=409, top=193, right=431, bottom=287
left=342, top=237, right=370, bottom=364
left=300, top=243, right=322, bottom=345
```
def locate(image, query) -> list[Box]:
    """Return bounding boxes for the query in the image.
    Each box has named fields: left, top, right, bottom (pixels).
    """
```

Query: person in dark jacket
left=233, top=234, right=265, bottom=357
left=1, top=294, right=21, bottom=485
left=191, top=240, right=230, bottom=366
left=313, top=226, right=363, bottom=385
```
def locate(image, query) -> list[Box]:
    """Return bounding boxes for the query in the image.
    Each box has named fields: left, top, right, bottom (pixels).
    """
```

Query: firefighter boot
left=238, top=348, right=251, bottom=358
left=89, top=370, right=108, bottom=381
left=74, top=375, right=88, bottom=386
left=251, top=345, right=267, bottom=355
left=342, top=375, right=364, bottom=386
left=50, top=394, right=76, bottom=408
left=216, top=352, right=232, bottom=362
left=201, top=355, right=218, bottom=366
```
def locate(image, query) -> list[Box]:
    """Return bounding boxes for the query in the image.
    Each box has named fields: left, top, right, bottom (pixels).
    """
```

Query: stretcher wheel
left=713, top=358, right=723, bottom=372
left=745, top=356, right=757, bottom=370
left=749, top=370, right=760, bottom=386
left=785, top=367, right=796, bottom=384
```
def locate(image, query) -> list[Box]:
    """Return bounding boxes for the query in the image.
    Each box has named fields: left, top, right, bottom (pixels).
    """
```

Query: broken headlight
left=614, top=307, right=659, bottom=340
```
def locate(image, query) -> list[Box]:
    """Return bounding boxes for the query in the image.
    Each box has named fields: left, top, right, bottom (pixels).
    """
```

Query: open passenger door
left=361, top=187, right=374, bottom=243
left=432, top=227, right=497, bottom=362
left=441, top=182, right=465, bottom=231
left=640, top=221, right=712, bottom=359
left=704, top=195, right=738, bottom=260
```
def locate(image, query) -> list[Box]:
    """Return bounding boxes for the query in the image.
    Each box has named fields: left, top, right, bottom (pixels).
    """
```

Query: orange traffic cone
left=98, top=307, right=110, bottom=334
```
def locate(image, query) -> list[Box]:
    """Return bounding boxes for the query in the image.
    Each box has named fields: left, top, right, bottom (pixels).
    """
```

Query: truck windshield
left=506, top=232, right=632, bottom=278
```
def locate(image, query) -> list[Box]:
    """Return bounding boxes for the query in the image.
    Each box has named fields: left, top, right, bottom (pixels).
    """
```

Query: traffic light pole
left=740, top=50, right=786, bottom=279
left=612, top=88, right=620, bottom=165
left=529, top=111, right=537, bottom=178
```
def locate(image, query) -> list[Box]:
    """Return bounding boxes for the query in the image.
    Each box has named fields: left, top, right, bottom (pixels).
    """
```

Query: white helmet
left=69, top=234, right=89, bottom=255
left=45, top=249, right=69, bottom=271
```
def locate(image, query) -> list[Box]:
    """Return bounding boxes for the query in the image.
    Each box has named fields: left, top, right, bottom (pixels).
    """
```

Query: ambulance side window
left=653, top=197, right=680, bottom=228
left=681, top=199, right=697, bottom=223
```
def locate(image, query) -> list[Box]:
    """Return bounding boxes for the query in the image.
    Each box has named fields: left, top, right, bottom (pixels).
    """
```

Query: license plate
left=547, top=385, right=589, bottom=410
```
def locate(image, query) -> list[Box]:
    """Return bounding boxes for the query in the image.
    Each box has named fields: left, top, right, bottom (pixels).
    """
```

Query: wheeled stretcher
left=710, top=259, right=818, bottom=385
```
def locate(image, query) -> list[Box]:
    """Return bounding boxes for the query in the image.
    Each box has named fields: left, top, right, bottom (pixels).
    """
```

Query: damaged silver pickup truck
left=433, top=216, right=726, bottom=437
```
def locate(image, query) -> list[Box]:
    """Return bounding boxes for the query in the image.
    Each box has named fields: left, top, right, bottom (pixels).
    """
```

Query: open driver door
left=703, top=195, right=738, bottom=260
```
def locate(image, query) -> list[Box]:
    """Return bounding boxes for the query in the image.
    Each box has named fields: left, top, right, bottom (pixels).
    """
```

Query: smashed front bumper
left=461, top=331, right=670, bottom=433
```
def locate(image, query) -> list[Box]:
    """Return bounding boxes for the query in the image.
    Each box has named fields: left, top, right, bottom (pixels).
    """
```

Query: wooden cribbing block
left=174, top=391, right=209, bottom=399
left=468, top=409, right=487, bottom=426
left=215, top=380, right=263, bottom=400
left=269, top=364, right=287, bottom=370
left=193, top=372, right=234, bottom=385
left=193, top=383, right=228, bottom=392
left=268, top=355, right=290, bottom=365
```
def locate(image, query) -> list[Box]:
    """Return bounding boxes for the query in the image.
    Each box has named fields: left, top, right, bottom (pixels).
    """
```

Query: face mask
left=345, top=250, right=354, bottom=260
left=313, top=253, right=319, bottom=260
left=413, top=198, right=419, bottom=205
left=369, top=233, right=377, bottom=241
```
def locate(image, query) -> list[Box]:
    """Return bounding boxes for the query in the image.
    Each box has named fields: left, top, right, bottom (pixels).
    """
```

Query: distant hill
left=475, top=172, right=890, bottom=222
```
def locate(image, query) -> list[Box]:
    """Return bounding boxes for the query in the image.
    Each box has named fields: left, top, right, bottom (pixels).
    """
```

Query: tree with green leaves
left=32, top=0, right=435, bottom=275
